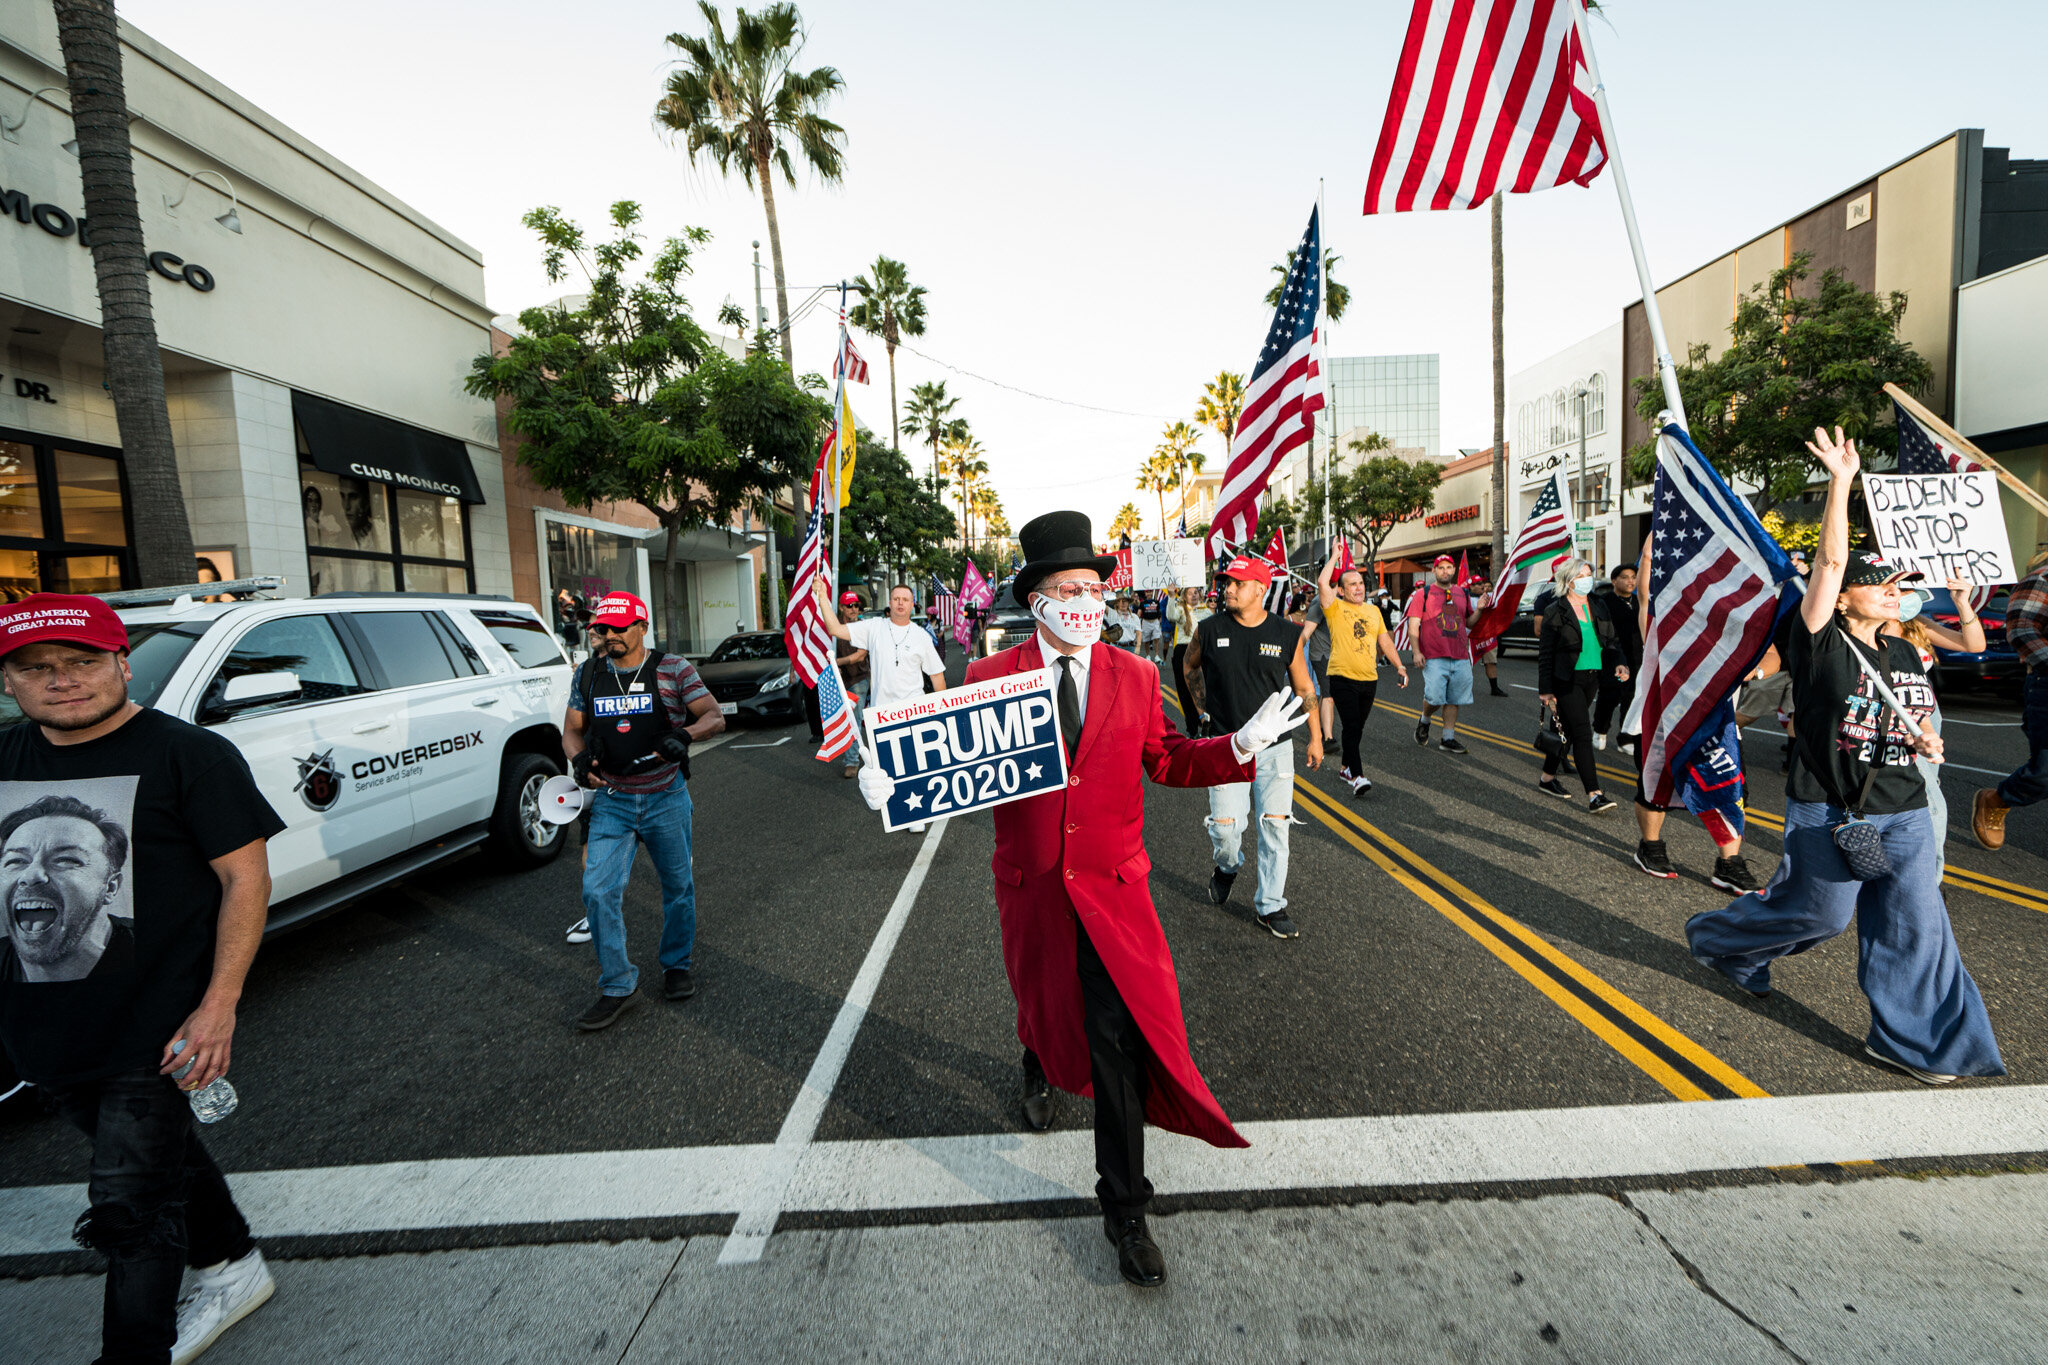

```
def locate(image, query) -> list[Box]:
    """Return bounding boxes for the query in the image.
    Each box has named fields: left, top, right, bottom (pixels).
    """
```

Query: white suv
left=32, top=581, right=576, bottom=934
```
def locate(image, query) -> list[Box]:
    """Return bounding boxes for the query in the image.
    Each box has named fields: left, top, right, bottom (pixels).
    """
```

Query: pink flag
left=957, top=561, right=994, bottom=646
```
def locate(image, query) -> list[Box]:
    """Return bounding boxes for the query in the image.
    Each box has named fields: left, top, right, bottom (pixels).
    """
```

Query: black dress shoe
left=1021, top=1075, right=1054, bottom=1132
left=662, top=968, right=696, bottom=1000
left=1103, top=1213, right=1165, bottom=1288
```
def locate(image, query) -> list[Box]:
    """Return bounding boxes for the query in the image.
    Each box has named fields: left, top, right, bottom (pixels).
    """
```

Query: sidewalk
left=7, top=1170, right=2046, bottom=1363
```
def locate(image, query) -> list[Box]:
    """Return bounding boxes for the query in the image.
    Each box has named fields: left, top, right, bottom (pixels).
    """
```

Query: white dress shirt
left=1043, top=634, right=1093, bottom=717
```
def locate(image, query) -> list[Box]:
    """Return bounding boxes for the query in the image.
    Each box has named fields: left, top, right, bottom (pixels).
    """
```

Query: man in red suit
left=860, top=511, right=1306, bottom=1287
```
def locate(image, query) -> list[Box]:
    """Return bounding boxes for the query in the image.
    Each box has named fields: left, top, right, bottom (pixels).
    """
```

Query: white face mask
left=1571, top=575, right=1595, bottom=596
left=1031, top=590, right=1105, bottom=647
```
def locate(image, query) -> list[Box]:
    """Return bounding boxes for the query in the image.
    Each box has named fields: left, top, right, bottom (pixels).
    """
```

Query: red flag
left=1456, top=551, right=1471, bottom=586
left=1335, top=539, right=1355, bottom=575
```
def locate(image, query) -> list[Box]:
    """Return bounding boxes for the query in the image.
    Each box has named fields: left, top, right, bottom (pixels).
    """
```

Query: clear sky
left=119, top=0, right=2048, bottom=541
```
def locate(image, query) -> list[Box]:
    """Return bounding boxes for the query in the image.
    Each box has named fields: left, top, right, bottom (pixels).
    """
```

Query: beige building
left=1371, top=447, right=1499, bottom=591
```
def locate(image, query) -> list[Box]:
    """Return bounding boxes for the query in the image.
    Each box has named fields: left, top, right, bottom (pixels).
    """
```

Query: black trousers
left=1543, top=670, right=1604, bottom=796
left=48, top=1067, right=255, bottom=1364
left=1171, top=643, right=1200, bottom=736
left=1329, top=674, right=1379, bottom=775
left=1594, top=673, right=1636, bottom=737
left=1022, top=918, right=1152, bottom=1219
left=803, top=679, right=823, bottom=741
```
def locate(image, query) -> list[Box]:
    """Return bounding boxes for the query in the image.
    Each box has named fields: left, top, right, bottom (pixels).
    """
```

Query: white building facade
left=1509, top=322, right=1626, bottom=576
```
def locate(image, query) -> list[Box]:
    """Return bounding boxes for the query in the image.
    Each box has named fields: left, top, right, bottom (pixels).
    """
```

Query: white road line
left=728, top=737, right=793, bottom=749
left=1512, top=683, right=1538, bottom=691
left=715, top=816, right=950, bottom=1266
left=8, top=1086, right=2047, bottom=1258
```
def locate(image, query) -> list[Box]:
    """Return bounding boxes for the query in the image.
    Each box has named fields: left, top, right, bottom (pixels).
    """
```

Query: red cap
left=0, top=593, right=129, bottom=659
left=587, top=592, right=650, bottom=628
left=838, top=591, right=861, bottom=606
left=1220, top=556, right=1273, bottom=586
left=1432, top=554, right=1456, bottom=567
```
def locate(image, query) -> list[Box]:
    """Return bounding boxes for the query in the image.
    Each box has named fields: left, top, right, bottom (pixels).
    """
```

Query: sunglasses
left=587, top=622, right=639, bottom=637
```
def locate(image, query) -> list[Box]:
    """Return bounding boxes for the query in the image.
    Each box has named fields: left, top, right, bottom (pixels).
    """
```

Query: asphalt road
left=4, top=649, right=2044, bottom=1246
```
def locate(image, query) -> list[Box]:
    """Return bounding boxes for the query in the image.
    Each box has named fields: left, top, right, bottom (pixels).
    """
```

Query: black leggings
left=1543, top=670, right=1603, bottom=795
left=1329, top=673, right=1379, bottom=774
left=1171, top=643, right=1200, bottom=735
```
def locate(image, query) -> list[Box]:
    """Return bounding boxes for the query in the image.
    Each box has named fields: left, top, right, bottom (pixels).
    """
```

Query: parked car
left=0, top=580, right=577, bottom=938
left=1924, top=586, right=2020, bottom=687
left=697, top=630, right=802, bottom=721
left=1495, top=586, right=1554, bottom=656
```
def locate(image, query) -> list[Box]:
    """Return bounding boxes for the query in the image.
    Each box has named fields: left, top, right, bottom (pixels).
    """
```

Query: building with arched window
left=1508, top=323, right=1625, bottom=576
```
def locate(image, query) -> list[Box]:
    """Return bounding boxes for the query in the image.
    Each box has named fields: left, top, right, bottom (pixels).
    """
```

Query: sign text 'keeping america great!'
left=863, top=668, right=1069, bottom=831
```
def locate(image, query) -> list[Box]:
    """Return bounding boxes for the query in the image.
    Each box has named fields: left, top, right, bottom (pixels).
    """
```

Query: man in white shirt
left=815, top=578, right=946, bottom=825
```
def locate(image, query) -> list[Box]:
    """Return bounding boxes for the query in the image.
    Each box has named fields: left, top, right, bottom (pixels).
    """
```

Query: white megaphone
left=537, top=775, right=588, bottom=824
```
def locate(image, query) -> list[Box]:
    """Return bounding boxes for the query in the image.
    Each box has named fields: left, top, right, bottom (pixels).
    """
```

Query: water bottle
left=168, top=1040, right=239, bottom=1124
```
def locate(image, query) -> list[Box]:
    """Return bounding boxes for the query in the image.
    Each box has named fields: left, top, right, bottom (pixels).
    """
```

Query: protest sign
left=863, top=668, right=1068, bottom=832
left=1130, top=538, right=1205, bottom=590
left=1863, top=471, right=2016, bottom=586
left=1105, top=547, right=1133, bottom=590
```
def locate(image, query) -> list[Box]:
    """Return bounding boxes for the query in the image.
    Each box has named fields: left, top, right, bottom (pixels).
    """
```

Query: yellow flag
left=833, top=380, right=857, bottom=507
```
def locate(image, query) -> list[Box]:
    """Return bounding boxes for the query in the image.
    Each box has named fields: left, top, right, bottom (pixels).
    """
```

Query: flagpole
left=1568, top=2, right=1688, bottom=431
left=831, top=284, right=847, bottom=600
left=1316, top=177, right=1333, bottom=568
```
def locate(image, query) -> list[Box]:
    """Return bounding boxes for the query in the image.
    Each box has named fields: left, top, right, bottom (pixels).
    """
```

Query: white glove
left=1232, top=688, right=1308, bottom=762
left=856, top=739, right=895, bottom=812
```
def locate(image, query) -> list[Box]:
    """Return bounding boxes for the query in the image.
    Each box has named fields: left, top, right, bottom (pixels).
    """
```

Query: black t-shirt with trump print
left=0, top=707, right=284, bottom=1087
left=1785, top=619, right=1936, bottom=814
left=1194, top=610, right=1301, bottom=734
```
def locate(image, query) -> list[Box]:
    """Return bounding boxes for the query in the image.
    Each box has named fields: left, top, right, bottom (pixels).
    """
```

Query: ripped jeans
left=47, top=1067, right=255, bottom=1364
left=1206, top=740, right=1294, bottom=917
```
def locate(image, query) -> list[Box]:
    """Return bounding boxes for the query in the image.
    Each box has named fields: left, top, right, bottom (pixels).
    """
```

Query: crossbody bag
left=1832, top=630, right=1907, bottom=881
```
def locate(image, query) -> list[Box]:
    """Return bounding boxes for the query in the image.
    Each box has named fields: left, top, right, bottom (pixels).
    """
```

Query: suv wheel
left=491, top=753, right=567, bottom=866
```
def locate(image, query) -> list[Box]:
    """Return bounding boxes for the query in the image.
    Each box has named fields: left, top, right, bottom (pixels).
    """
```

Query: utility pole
left=1490, top=193, right=1506, bottom=580
left=1572, top=382, right=1591, bottom=564
left=755, top=240, right=786, bottom=628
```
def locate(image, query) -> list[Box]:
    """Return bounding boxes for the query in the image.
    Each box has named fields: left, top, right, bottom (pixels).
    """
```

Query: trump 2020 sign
left=864, top=668, right=1069, bottom=831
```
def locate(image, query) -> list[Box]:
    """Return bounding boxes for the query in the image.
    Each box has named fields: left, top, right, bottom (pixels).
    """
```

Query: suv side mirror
left=220, top=671, right=301, bottom=709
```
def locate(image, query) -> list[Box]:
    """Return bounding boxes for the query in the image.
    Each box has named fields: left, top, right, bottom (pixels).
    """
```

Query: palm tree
left=1158, top=421, right=1203, bottom=525
left=52, top=0, right=196, bottom=586
left=939, top=434, right=986, bottom=551
left=1194, top=371, right=1245, bottom=465
left=847, top=255, right=926, bottom=450
left=1137, top=451, right=1177, bottom=539
left=1109, top=503, right=1142, bottom=542
left=1265, top=248, right=1349, bottom=322
left=902, top=381, right=958, bottom=492
left=968, top=484, right=1001, bottom=556
left=655, top=2, right=845, bottom=374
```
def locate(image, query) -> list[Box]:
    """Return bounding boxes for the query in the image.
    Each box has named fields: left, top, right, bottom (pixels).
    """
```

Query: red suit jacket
left=964, top=635, right=1252, bottom=1149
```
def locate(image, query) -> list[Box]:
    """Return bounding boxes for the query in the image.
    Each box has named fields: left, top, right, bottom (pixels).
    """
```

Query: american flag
left=929, top=573, right=959, bottom=636
left=1175, top=513, right=1189, bottom=539
left=815, top=659, right=858, bottom=762
left=1895, top=398, right=1997, bottom=612
left=1206, top=207, right=1327, bottom=560
left=1470, top=471, right=1571, bottom=651
left=958, top=561, right=993, bottom=647
left=1625, top=425, right=1802, bottom=809
left=783, top=451, right=836, bottom=686
left=836, top=328, right=870, bottom=385
left=1363, top=0, right=1608, bottom=215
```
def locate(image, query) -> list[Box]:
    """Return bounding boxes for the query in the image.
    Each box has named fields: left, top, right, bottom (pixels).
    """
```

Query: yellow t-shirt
left=1325, top=598, right=1387, bottom=681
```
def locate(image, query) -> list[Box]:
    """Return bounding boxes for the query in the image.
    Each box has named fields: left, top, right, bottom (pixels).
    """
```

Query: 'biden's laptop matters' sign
left=863, top=668, right=1069, bottom=831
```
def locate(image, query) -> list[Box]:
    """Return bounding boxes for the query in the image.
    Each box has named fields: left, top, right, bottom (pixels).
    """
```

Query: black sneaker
left=1538, top=778, right=1572, bottom=799
left=1587, top=792, right=1619, bottom=814
left=1207, top=865, right=1238, bottom=905
left=1710, top=855, right=1761, bottom=894
left=575, top=991, right=639, bottom=1031
left=1634, top=840, right=1678, bottom=879
left=1438, top=737, right=1468, bottom=755
left=663, top=967, right=697, bottom=1000
left=1257, top=910, right=1300, bottom=939
left=1415, top=718, right=1431, bottom=745
left=1490, top=683, right=1508, bottom=697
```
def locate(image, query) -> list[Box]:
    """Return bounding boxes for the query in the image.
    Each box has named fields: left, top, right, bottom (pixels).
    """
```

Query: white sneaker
left=1864, top=1044, right=1957, bottom=1086
left=1592, top=734, right=1607, bottom=751
left=174, top=1248, right=274, bottom=1364
left=1348, top=773, right=1371, bottom=795
left=565, top=917, right=592, bottom=945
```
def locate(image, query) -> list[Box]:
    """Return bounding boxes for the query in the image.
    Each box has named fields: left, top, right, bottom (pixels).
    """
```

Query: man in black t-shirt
left=1183, top=555, right=1323, bottom=938
left=1685, top=430, right=2002, bottom=1086
left=0, top=593, right=285, bottom=1363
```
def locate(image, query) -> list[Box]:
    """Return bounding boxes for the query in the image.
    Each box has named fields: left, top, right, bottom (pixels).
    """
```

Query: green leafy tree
left=1295, top=454, right=1443, bottom=568
left=1194, top=370, right=1246, bottom=463
left=840, top=443, right=955, bottom=577
left=847, top=256, right=927, bottom=450
left=654, top=2, right=845, bottom=374
left=467, top=203, right=818, bottom=649
left=1266, top=248, right=1349, bottom=322
left=1629, top=253, right=1933, bottom=501
left=902, top=381, right=959, bottom=492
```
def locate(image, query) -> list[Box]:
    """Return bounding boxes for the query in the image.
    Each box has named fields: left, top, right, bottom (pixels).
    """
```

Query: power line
left=892, top=341, right=1179, bottom=422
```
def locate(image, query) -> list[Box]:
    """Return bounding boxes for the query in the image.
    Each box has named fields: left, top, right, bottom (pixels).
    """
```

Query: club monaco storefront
left=0, top=16, right=510, bottom=602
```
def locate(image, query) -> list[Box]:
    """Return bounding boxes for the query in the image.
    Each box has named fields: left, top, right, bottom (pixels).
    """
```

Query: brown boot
left=1972, top=788, right=2011, bottom=851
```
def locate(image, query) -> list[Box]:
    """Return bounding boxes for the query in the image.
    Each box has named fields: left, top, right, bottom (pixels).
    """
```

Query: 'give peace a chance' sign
left=863, top=668, right=1069, bottom=832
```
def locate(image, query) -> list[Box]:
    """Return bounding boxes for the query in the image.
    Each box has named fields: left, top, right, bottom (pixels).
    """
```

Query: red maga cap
left=0, top=593, right=129, bottom=659
left=587, top=592, right=650, bottom=628
left=1219, top=556, right=1273, bottom=586
left=838, top=591, right=861, bottom=607
left=1432, top=554, right=1456, bottom=567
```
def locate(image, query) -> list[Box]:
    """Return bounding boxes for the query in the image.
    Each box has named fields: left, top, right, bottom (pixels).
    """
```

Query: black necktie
left=1056, top=655, right=1082, bottom=759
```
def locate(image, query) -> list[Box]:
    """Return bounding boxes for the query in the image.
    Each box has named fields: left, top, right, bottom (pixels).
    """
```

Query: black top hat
left=1012, top=511, right=1118, bottom=601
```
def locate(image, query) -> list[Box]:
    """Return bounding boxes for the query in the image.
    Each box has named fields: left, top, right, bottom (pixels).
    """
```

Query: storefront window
left=0, top=428, right=132, bottom=596
left=299, top=432, right=472, bottom=595
left=545, top=521, right=642, bottom=604
left=397, top=490, right=465, bottom=560
left=302, top=467, right=391, bottom=554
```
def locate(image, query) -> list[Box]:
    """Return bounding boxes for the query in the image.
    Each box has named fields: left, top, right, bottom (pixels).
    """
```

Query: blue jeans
left=1687, top=799, right=2004, bottom=1077
left=582, top=780, right=697, bottom=996
left=1206, top=741, right=1294, bottom=916
left=1996, top=667, right=2048, bottom=808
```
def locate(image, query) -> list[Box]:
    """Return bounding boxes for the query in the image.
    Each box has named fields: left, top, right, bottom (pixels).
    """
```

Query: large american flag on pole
left=1895, top=398, right=1997, bottom=613
left=1364, top=0, right=1607, bottom=214
left=814, top=660, right=858, bottom=762
left=783, top=451, right=836, bottom=687
left=1625, top=425, right=1802, bottom=809
left=1469, top=471, right=1571, bottom=652
left=1206, top=207, right=1327, bottom=560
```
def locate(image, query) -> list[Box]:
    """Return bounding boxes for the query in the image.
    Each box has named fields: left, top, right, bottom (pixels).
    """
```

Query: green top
left=1574, top=603, right=1601, bottom=672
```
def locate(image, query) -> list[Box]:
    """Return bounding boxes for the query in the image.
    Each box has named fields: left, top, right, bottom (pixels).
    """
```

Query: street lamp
left=165, top=169, right=243, bottom=234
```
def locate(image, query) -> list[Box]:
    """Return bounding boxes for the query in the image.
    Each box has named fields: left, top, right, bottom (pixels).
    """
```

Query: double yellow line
left=1377, top=699, right=2048, bottom=916
left=1159, top=683, right=1767, bottom=1101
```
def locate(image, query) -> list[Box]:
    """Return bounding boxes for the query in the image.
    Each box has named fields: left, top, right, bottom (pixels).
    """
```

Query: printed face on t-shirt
left=1, top=788, right=133, bottom=983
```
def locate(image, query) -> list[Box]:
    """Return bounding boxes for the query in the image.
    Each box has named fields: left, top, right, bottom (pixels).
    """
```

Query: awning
left=292, top=391, right=485, bottom=504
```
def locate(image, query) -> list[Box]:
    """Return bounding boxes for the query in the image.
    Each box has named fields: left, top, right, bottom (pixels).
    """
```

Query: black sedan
left=697, top=631, right=802, bottom=722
